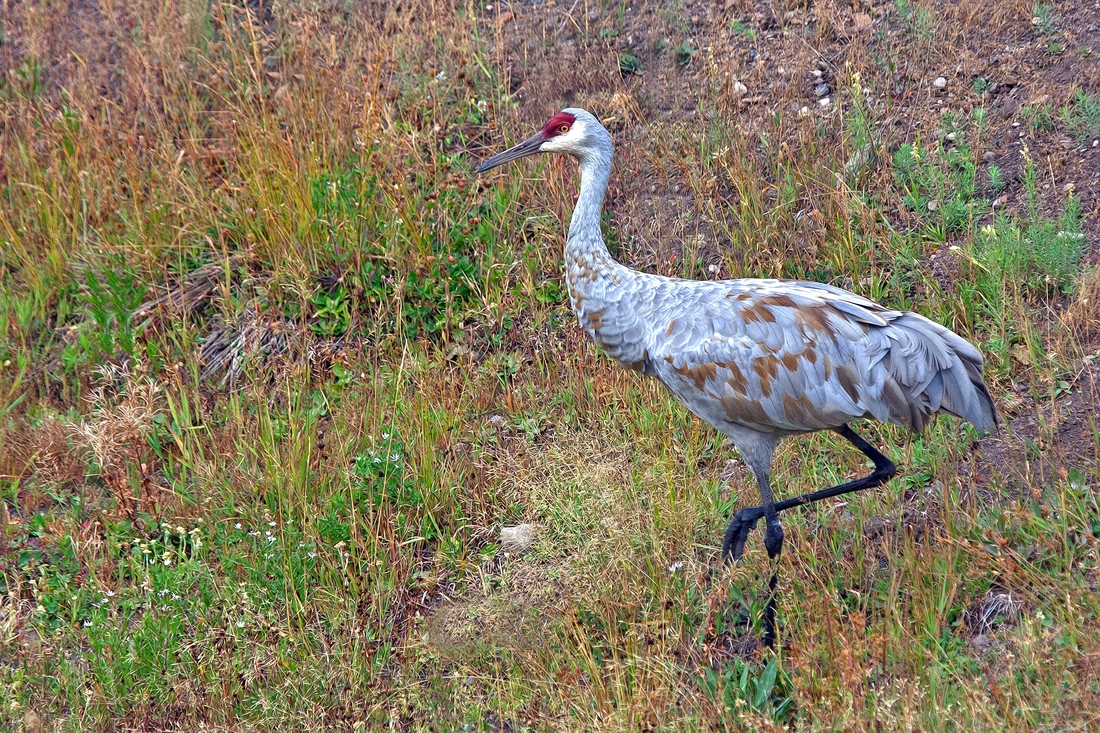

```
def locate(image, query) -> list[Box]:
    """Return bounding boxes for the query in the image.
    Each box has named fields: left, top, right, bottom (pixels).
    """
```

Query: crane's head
left=475, top=108, right=610, bottom=173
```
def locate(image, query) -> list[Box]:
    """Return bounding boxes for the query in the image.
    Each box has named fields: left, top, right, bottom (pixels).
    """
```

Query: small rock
left=933, top=76, right=947, bottom=89
left=983, top=151, right=997, bottom=162
left=945, top=132, right=956, bottom=142
left=998, top=97, right=1021, bottom=117
left=814, top=83, right=830, bottom=97
left=732, top=80, right=748, bottom=95
left=500, top=524, right=536, bottom=555
left=853, top=12, right=872, bottom=31
left=799, top=105, right=812, bottom=117
left=927, top=200, right=939, bottom=212
left=969, top=634, right=992, bottom=653
left=811, top=68, right=823, bottom=78
left=818, top=97, right=831, bottom=107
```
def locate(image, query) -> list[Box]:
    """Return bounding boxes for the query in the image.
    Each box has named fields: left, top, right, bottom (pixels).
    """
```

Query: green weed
left=1061, top=89, right=1100, bottom=141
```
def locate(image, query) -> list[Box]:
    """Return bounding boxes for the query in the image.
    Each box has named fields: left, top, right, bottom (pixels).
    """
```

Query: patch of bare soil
left=488, top=0, right=1100, bottom=262
left=423, top=558, right=570, bottom=661
left=977, top=356, right=1100, bottom=497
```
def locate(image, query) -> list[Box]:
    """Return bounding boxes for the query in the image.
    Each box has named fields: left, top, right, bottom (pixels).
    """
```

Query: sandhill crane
left=476, top=108, right=998, bottom=643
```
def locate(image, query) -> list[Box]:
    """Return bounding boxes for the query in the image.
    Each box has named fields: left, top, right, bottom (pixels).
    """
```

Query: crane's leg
left=721, top=424, right=896, bottom=563
left=722, top=456, right=785, bottom=646
left=720, top=425, right=894, bottom=646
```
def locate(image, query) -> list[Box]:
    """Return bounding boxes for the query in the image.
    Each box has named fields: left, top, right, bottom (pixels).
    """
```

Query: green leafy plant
left=731, top=19, right=757, bottom=38
left=310, top=288, right=351, bottom=337
left=987, top=164, right=1005, bottom=193
left=1022, top=102, right=1054, bottom=131
left=892, top=138, right=987, bottom=238
left=1060, top=89, right=1100, bottom=140
left=676, top=41, right=697, bottom=67
left=62, top=267, right=146, bottom=369
left=618, top=50, right=642, bottom=76
left=700, top=656, right=795, bottom=723
left=896, top=0, right=936, bottom=42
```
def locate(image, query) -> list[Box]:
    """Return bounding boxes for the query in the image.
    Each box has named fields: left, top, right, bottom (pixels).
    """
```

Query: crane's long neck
left=566, top=147, right=615, bottom=275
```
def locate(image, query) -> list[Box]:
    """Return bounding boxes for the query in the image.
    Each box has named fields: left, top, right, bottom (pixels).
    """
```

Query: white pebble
left=933, top=77, right=947, bottom=88
left=500, top=524, right=536, bottom=555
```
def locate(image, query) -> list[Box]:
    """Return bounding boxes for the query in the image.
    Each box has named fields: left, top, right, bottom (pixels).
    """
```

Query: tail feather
left=885, top=313, right=999, bottom=434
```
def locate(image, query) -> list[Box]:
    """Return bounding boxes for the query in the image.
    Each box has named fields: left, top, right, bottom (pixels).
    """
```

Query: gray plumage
left=477, top=107, right=998, bottom=568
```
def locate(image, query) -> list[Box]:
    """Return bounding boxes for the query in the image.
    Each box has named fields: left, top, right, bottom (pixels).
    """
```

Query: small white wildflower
left=267, top=536, right=276, bottom=544
left=236, top=620, right=246, bottom=628
left=668, top=561, right=685, bottom=573
left=390, top=453, right=400, bottom=461
left=158, top=589, right=169, bottom=596
left=308, top=552, right=317, bottom=559
left=382, top=432, right=390, bottom=439
left=83, top=620, right=93, bottom=628
left=269, top=521, right=276, bottom=527
left=373, top=457, right=381, bottom=464
left=99, top=598, right=108, bottom=605
left=106, top=590, right=115, bottom=597
left=162, top=558, right=172, bottom=566
left=172, top=594, right=181, bottom=601
left=235, top=522, right=242, bottom=529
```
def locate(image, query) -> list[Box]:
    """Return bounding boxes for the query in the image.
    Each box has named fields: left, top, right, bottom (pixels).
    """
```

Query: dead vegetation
left=1, top=0, right=1099, bottom=730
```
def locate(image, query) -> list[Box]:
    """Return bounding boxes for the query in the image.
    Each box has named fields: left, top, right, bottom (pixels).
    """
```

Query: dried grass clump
left=74, top=365, right=166, bottom=518
left=1062, top=267, right=1100, bottom=346
left=0, top=420, right=87, bottom=492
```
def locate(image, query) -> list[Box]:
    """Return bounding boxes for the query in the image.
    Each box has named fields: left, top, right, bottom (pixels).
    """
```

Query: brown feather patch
left=836, top=364, right=861, bottom=403
left=752, top=355, right=779, bottom=398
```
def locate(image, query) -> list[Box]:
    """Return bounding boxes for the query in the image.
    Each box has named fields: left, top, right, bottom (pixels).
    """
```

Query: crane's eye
left=557, top=124, right=570, bottom=133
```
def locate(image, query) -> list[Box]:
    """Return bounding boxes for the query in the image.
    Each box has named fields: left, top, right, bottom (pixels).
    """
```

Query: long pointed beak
left=475, top=133, right=545, bottom=173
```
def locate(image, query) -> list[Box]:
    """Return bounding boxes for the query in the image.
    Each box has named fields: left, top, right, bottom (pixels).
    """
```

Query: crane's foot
left=722, top=511, right=784, bottom=647
left=721, top=505, right=766, bottom=562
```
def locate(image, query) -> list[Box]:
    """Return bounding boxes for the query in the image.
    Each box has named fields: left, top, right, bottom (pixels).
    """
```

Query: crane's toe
left=721, top=505, right=767, bottom=563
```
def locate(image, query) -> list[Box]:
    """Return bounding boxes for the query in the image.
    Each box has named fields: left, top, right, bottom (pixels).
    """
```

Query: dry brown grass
left=1, top=0, right=1099, bottom=730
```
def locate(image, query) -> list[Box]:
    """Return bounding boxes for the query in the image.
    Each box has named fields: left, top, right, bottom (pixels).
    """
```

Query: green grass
left=1061, top=89, right=1100, bottom=141
left=1, top=1, right=1099, bottom=731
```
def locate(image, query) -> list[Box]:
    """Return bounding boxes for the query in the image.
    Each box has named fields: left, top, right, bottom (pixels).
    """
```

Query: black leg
left=721, top=424, right=896, bottom=563
left=761, top=571, right=779, bottom=647
left=722, top=425, right=896, bottom=647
